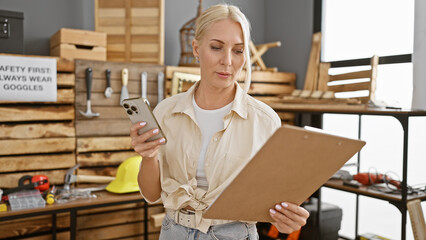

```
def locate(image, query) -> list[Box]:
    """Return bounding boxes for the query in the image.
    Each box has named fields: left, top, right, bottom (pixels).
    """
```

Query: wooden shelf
left=268, top=102, right=426, bottom=116
left=324, top=179, right=426, bottom=203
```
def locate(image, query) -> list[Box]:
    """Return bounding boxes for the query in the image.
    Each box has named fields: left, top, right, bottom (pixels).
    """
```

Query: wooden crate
left=50, top=28, right=107, bottom=61
left=164, top=66, right=297, bottom=125
left=95, top=0, right=164, bottom=64
left=0, top=54, right=76, bottom=188
left=74, top=59, right=164, bottom=176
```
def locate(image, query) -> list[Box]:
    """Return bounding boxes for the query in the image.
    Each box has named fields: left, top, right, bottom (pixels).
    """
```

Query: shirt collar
left=172, top=81, right=248, bottom=120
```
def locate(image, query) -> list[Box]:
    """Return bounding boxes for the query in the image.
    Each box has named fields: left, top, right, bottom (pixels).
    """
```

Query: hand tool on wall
left=141, top=71, right=147, bottom=99
left=104, top=69, right=113, bottom=98
left=158, top=72, right=164, bottom=102
left=79, top=67, right=100, bottom=118
left=63, top=164, right=115, bottom=191
left=120, top=68, right=129, bottom=106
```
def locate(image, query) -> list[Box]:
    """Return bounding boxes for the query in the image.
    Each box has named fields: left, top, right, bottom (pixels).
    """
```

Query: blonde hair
left=194, top=4, right=252, bottom=93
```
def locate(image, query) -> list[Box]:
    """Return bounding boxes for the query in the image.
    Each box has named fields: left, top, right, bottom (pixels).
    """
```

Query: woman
left=130, top=4, right=309, bottom=239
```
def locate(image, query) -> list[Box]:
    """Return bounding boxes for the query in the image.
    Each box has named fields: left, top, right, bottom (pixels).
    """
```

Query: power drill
left=353, top=172, right=401, bottom=189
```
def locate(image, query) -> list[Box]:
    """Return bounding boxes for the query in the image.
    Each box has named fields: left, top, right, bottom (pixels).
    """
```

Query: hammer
left=63, top=164, right=115, bottom=191
left=79, top=68, right=100, bottom=118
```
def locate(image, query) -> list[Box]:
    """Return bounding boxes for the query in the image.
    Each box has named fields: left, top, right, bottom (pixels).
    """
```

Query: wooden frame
left=171, top=71, right=200, bottom=96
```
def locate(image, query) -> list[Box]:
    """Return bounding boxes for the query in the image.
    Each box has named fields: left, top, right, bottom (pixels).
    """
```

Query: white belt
left=166, top=209, right=231, bottom=229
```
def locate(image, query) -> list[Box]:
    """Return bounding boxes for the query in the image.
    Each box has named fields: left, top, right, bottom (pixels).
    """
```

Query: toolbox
left=50, top=28, right=107, bottom=61
left=299, top=199, right=343, bottom=240
left=0, top=9, right=24, bottom=54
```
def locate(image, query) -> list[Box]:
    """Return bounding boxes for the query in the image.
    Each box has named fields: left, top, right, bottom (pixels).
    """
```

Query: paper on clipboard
left=203, top=125, right=365, bottom=222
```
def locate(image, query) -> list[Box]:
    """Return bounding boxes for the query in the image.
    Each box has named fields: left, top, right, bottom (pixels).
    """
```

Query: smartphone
left=122, top=97, right=167, bottom=143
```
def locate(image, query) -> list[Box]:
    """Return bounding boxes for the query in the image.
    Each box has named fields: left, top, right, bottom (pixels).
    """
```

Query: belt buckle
left=178, top=209, right=195, bottom=228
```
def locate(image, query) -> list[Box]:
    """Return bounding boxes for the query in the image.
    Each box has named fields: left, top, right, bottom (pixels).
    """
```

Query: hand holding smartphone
left=122, top=98, right=167, bottom=143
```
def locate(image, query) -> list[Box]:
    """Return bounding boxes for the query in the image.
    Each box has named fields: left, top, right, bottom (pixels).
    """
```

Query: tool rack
left=268, top=102, right=426, bottom=240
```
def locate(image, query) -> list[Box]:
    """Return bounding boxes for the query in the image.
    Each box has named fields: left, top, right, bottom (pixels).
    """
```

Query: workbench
left=0, top=191, right=162, bottom=240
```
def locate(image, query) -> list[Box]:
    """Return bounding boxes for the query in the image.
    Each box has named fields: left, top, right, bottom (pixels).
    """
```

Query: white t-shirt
left=192, top=96, right=233, bottom=191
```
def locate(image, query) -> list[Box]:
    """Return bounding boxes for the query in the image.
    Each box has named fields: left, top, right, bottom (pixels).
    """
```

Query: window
left=318, top=1, right=425, bottom=239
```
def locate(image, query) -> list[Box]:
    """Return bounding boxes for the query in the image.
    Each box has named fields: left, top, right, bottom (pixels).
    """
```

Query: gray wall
left=0, top=0, right=311, bottom=87
left=264, top=0, right=313, bottom=90
left=0, top=0, right=94, bottom=55
left=164, top=0, right=266, bottom=66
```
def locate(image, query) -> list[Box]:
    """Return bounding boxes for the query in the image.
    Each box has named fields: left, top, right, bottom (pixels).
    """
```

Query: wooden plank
left=131, top=8, right=159, bottom=17
left=50, top=44, right=106, bottom=61
left=77, top=151, right=137, bottom=166
left=0, top=122, right=74, bottom=139
left=125, top=0, right=131, bottom=61
left=75, top=93, right=158, bottom=108
left=78, top=202, right=144, bottom=215
left=74, top=60, right=164, bottom=80
left=97, top=26, right=126, bottom=35
left=0, top=213, right=69, bottom=239
left=0, top=170, right=67, bottom=188
left=303, top=32, right=321, bottom=91
left=77, top=167, right=117, bottom=177
left=131, top=43, right=159, bottom=53
left=98, top=0, right=126, bottom=8
left=77, top=136, right=132, bottom=152
left=158, top=0, right=164, bottom=65
left=24, top=232, right=70, bottom=240
left=75, top=106, right=127, bottom=120
left=165, top=66, right=295, bottom=84
left=57, top=73, right=75, bottom=87
left=98, top=17, right=126, bottom=26
left=107, top=35, right=126, bottom=44
left=0, top=89, right=74, bottom=104
left=77, top=221, right=144, bottom=240
left=0, top=105, right=74, bottom=122
left=107, top=43, right=126, bottom=51
left=75, top=78, right=158, bottom=94
left=131, top=35, right=159, bottom=43
left=132, top=0, right=159, bottom=8
left=369, top=55, right=379, bottom=101
left=98, top=8, right=126, bottom=18
left=407, top=199, right=426, bottom=240
left=148, top=233, right=160, bottom=240
left=251, top=71, right=296, bottom=83
left=329, top=70, right=371, bottom=82
left=76, top=119, right=132, bottom=137
left=131, top=26, right=159, bottom=35
left=247, top=83, right=294, bottom=95
left=147, top=205, right=165, bottom=233
left=0, top=153, right=75, bottom=172
left=57, top=58, right=75, bottom=73
left=131, top=17, right=160, bottom=26
left=0, top=138, right=75, bottom=155
left=50, top=28, right=107, bottom=49
left=317, top=62, right=330, bottom=91
left=276, top=112, right=296, bottom=121
left=77, top=207, right=145, bottom=230
left=327, top=81, right=371, bottom=93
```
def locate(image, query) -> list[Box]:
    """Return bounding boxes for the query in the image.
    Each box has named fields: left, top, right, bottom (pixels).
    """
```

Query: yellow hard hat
left=106, top=155, right=142, bottom=194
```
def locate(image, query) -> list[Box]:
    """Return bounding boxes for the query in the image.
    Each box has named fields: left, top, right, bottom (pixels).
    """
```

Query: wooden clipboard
left=203, top=125, right=365, bottom=222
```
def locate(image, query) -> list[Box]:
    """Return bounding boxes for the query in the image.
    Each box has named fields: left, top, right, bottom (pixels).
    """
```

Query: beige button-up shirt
left=142, top=82, right=281, bottom=233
